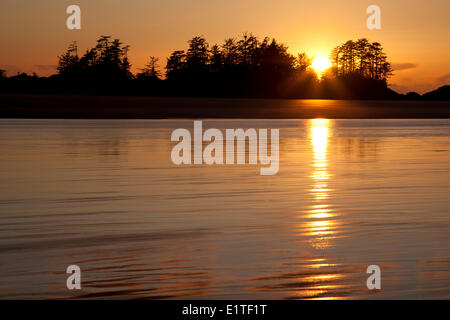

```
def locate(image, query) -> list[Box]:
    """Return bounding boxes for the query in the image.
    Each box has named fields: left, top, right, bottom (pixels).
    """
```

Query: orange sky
left=0, top=0, right=449, bottom=93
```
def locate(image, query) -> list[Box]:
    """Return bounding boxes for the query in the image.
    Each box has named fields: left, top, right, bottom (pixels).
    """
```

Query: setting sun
left=311, top=56, right=332, bottom=75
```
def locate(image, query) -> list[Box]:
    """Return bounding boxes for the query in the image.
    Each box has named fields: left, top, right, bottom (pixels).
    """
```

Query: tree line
left=1, top=34, right=401, bottom=99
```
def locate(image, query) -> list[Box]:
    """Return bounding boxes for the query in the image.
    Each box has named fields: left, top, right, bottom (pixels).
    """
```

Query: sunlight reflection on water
left=0, top=118, right=450, bottom=299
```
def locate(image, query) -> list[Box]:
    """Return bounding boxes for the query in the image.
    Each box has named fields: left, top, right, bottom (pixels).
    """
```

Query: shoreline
left=1, top=93, right=450, bottom=119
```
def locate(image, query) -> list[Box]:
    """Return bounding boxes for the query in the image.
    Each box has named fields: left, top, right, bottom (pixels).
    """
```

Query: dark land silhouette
left=2, top=94, right=450, bottom=119
left=1, top=34, right=449, bottom=118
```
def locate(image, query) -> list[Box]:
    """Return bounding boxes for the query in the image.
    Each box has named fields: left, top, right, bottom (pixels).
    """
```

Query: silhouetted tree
left=185, top=36, right=209, bottom=73
left=295, top=53, right=312, bottom=72
left=137, top=56, right=161, bottom=80
left=57, top=36, right=132, bottom=82
left=236, top=33, right=259, bottom=66
left=330, top=38, right=392, bottom=81
left=166, top=50, right=186, bottom=80
left=57, top=41, right=79, bottom=76
left=221, top=38, right=239, bottom=66
left=209, top=44, right=224, bottom=72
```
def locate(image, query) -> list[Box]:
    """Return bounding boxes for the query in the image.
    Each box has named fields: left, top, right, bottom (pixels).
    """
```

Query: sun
left=311, top=56, right=331, bottom=76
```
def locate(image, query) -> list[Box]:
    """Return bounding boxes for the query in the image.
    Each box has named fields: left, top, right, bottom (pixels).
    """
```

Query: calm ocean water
left=0, top=118, right=449, bottom=299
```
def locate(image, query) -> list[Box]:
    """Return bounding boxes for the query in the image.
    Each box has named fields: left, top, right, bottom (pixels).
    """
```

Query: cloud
left=34, top=64, right=57, bottom=71
left=437, top=73, right=450, bottom=84
left=391, top=62, right=418, bottom=71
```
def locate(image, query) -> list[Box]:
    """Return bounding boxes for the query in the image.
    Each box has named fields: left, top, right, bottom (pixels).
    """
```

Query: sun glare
left=311, top=56, right=331, bottom=76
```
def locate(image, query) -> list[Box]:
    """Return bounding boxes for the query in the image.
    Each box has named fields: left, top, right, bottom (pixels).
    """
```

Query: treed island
left=1, top=33, right=449, bottom=119
left=2, top=33, right=449, bottom=99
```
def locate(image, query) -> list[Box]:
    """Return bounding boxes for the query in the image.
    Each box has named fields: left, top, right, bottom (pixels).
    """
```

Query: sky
left=0, top=0, right=449, bottom=93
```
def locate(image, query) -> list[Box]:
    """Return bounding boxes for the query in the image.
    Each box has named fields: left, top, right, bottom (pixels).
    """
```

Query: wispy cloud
left=437, top=73, right=450, bottom=84
left=391, top=62, right=418, bottom=71
left=34, top=65, right=57, bottom=71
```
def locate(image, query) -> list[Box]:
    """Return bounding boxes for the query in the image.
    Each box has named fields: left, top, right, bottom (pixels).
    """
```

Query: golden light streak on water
left=303, top=119, right=342, bottom=298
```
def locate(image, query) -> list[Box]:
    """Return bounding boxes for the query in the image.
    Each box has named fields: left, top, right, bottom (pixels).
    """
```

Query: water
left=0, top=118, right=449, bottom=299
